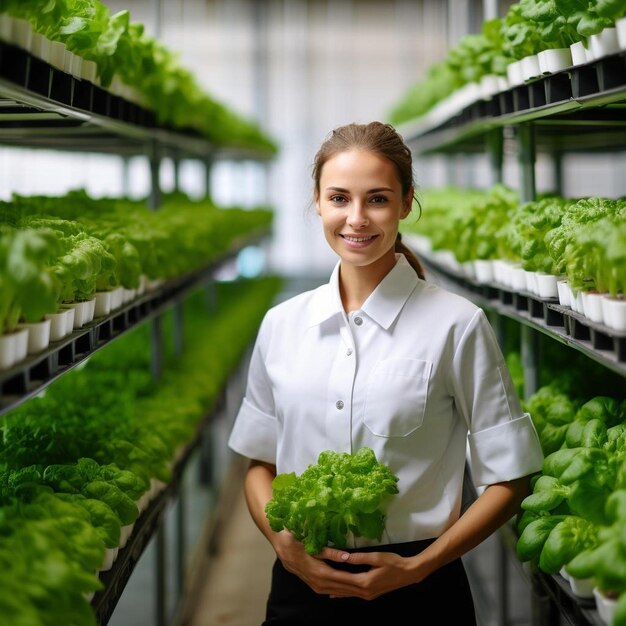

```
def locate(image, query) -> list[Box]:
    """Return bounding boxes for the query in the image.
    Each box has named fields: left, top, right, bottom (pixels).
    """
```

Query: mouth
left=340, top=234, right=377, bottom=243
left=339, top=234, right=379, bottom=249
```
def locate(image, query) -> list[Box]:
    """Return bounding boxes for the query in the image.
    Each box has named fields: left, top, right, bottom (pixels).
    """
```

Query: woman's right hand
left=272, top=530, right=353, bottom=595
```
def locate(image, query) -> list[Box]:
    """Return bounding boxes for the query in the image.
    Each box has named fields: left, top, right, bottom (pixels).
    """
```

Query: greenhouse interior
left=1, top=0, right=626, bottom=624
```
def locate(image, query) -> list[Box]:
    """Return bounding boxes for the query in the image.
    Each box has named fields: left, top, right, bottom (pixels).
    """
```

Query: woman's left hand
left=316, top=547, right=423, bottom=600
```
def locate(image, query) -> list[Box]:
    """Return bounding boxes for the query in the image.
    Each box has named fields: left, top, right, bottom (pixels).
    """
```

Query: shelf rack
left=0, top=40, right=275, bottom=161
left=0, top=228, right=270, bottom=418
left=0, top=23, right=277, bottom=626
left=401, top=41, right=626, bottom=626
left=412, top=251, right=626, bottom=379
left=401, top=51, right=626, bottom=155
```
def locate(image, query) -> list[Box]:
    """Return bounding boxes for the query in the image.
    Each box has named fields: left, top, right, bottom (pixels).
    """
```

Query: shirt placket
left=325, top=316, right=357, bottom=453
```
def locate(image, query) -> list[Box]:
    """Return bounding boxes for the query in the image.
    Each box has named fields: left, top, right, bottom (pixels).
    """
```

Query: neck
left=338, top=251, right=397, bottom=312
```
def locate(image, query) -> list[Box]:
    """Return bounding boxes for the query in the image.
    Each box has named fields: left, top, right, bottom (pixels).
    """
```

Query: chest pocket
left=363, top=358, right=432, bottom=437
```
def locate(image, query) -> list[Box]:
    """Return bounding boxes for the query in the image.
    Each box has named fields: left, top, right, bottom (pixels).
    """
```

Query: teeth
left=344, top=235, right=373, bottom=242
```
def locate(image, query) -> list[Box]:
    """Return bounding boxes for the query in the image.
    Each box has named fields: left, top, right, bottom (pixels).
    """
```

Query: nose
left=347, top=202, right=368, bottom=229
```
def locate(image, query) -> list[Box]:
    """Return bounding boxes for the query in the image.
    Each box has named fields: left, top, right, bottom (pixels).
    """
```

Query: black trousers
left=263, top=539, right=477, bottom=625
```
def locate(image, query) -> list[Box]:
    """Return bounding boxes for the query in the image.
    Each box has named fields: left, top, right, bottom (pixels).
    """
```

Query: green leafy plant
left=265, top=447, right=400, bottom=555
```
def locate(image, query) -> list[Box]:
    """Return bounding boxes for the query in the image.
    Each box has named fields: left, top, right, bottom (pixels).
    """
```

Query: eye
left=329, top=195, right=347, bottom=203
left=369, top=195, right=388, bottom=204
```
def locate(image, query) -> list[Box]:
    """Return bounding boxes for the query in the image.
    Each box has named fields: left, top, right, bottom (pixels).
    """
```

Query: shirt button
left=346, top=348, right=353, bottom=356
left=336, top=400, right=344, bottom=410
left=354, top=316, right=363, bottom=326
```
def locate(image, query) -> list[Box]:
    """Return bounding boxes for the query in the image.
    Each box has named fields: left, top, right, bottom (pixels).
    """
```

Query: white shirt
left=228, top=254, right=543, bottom=545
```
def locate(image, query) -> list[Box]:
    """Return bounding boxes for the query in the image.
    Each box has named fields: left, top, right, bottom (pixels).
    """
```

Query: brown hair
left=312, top=121, right=425, bottom=280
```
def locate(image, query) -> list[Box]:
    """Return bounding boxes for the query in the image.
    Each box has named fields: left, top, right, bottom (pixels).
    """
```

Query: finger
left=316, top=547, right=351, bottom=562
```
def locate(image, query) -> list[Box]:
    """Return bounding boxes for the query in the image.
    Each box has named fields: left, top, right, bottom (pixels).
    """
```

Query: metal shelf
left=414, top=253, right=626, bottom=379
left=0, top=228, right=270, bottom=417
left=0, top=41, right=275, bottom=160
left=401, top=51, right=626, bottom=155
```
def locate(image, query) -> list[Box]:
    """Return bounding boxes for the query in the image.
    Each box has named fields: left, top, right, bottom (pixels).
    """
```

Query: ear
left=314, top=193, right=321, bottom=216
left=400, top=187, right=413, bottom=219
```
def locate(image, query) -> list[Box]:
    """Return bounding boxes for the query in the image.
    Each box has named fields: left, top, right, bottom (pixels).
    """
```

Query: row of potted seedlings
left=0, top=1, right=278, bottom=155
left=0, top=191, right=274, bottom=374
left=404, top=190, right=626, bottom=335
left=0, top=13, right=143, bottom=105
left=0, top=276, right=161, bottom=373
left=391, top=1, right=626, bottom=133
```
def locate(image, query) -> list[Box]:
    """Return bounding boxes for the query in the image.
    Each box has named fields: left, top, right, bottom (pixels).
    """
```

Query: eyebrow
left=325, top=186, right=395, bottom=193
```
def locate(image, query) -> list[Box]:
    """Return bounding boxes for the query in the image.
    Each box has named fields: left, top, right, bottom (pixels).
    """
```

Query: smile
left=341, top=235, right=376, bottom=242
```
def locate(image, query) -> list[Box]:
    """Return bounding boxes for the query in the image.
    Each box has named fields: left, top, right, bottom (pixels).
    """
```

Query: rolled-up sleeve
left=449, top=309, right=543, bottom=487
left=228, top=315, right=278, bottom=464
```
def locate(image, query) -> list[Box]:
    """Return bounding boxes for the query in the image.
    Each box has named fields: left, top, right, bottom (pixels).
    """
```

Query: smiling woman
left=228, top=121, right=544, bottom=626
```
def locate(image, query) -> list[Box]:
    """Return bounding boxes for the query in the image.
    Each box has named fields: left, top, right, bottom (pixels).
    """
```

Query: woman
left=228, top=121, right=544, bottom=625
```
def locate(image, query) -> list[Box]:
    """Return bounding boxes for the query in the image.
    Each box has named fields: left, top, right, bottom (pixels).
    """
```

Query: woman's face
left=315, top=149, right=411, bottom=272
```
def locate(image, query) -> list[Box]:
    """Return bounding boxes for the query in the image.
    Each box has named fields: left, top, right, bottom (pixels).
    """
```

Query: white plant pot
left=48, top=40, right=67, bottom=70
left=62, top=301, right=90, bottom=328
left=538, top=48, right=573, bottom=74
left=581, top=291, right=605, bottom=324
left=0, top=14, right=12, bottom=42
left=63, top=307, right=75, bottom=335
left=464, top=82, right=482, bottom=107
left=617, top=16, right=626, bottom=50
left=492, top=259, right=509, bottom=285
left=524, top=270, right=538, bottom=295
left=497, top=76, right=509, bottom=92
left=0, top=332, right=17, bottom=371
left=137, top=275, right=148, bottom=296
left=110, top=286, right=124, bottom=310
left=149, top=478, right=167, bottom=499
left=557, top=279, right=571, bottom=307
left=136, top=493, right=150, bottom=515
left=520, top=54, right=541, bottom=81
left=80, top=59, right=98, bottom=83
left=571, top=290, right=585, bottom=314
left=99, top=547, right=119, bottom=572
left=62, top=48, right=75, bottom=75
left=69, top=52, right=82, bottom=78
left=10, top=17, right=32, bottom=50
left=13, top=327, right=29, bottom=363
left=497, top=264, right=511, bottom=288
left=119, top=523, right=134, bottom=549
left=122, top=288, right=136, bottom=304
left=506, top=60, right=525, bottom=87
left=594, top=587, right=618, bottom=625
left=570, top=41, right=590, bottom=66
left=589, top=27, right=620, bottom=60
left=510, top=266, right=527, bottom=292
left=559, top=567, right=570, bottom=582
left=461, top=261, right=476, bottom=279
left=602, top=295, right=626, bottom=332
left=432, top=249, right=458, bottom=271
left=94, top=291, right=112, bottom=318
left=480, top=74, right=501, bottom=99
left=17, top=319, right=51, bottom=355
left=474, top=260, right=494, bottom=284
left=535, top=273, right=559, bottom=299
left=29, top=32, right=50, bottom=61
left=85, top=297, right=96, bottom=323
left=45, top=311, right=67, bottom=342
left=569, top=574, right=596, bottom=599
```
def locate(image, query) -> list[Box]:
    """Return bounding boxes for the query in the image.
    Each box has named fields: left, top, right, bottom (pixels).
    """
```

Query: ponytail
left=395, top=233, right=426, bottom=280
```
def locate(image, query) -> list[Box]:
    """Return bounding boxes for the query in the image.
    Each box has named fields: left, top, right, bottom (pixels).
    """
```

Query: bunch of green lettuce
left=265, top=447, right=399, bottom=555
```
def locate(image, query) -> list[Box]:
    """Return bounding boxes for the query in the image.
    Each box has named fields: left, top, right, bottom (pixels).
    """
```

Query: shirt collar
left=307, top=254, right=420, bottom=330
